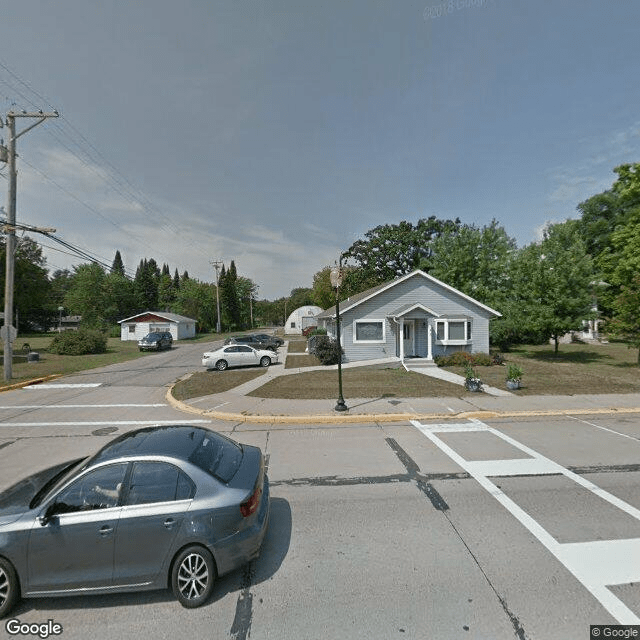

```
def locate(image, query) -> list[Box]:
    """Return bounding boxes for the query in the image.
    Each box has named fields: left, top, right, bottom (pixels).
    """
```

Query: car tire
left=260, top=356, right=271, bottom=367
left=171, top=546, right=215, bottom=609
left=0, top=557, right=20, bottom=620
left=215, top=360, right=228, bottom=371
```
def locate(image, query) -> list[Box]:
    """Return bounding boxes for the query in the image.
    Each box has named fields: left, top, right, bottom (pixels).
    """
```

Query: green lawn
left=173, top=340, right=640, bottom=400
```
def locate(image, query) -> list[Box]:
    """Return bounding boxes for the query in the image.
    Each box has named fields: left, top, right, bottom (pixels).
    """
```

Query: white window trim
left=353, top=319, right=386, bottom=344
left=434, top=318, right=472, bottom=346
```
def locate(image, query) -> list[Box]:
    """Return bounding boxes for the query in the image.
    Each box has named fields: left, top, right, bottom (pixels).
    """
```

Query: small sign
left=0, top=325, right=17, bottom=343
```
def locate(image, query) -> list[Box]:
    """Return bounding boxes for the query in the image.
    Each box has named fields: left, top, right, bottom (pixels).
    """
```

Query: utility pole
left=210, top=260, right=223, bottom=333
left=2, top=110, right=58, bottom=381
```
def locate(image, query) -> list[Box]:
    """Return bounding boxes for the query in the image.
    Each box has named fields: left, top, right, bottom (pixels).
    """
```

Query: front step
left=404, top=359, right=436, bottom=368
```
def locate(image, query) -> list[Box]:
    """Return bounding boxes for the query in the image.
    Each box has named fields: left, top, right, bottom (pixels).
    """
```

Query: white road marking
left=568, top=414, right=640, bottom=442
left=0, top=419, right=212, bottom=427
left=0, top=404, right=166, bottom=409
left=411, top=418, right=640, bottom=624
left=24, top=383, right=103, bottom=388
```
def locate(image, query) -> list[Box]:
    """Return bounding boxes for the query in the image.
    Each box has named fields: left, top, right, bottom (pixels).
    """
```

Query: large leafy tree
left=174, top=278, right=217, bottom=332
left=343, top=216, right=461, bottom=289
left=64, top=263, right=109, bottom=329
left=502, top=221, right=594, bottom=353
left=0, top=236, right=54, bottom=331
left=429, top=220, right=517, bottom=309
left=576, top=163, right=640, bottom=318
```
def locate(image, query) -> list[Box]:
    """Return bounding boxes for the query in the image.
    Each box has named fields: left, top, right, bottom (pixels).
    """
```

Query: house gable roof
left=118, top=311, right=197, bottom=324
left=317, top=270, right=501, bottom=319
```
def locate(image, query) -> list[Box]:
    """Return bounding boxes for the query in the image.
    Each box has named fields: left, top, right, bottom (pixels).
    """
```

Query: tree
left=111, top=250, right=125, bottom=276
left=64, top=263, right=109, bottom=329
left=174, top=278, right=217, bottom=332
left=312, top=267, right=334, bottom=309
left=608, top=274, right=640, bottom=364
left=134, top=258, right=160, bottom=310
left=220, top=260, right=241, bottom=330
left=0, top=236, right=54, bottom=331
left=503, top=221, right=594, bottom=353
left=344, top=216, right=461, bottom=290
left=429, top=220, right=517, bottom=309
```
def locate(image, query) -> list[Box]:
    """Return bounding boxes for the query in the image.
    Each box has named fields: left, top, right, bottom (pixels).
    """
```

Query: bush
left=434, top=352, right=493, bottom=367
left=313, top=335, right=343, bottom=366
left=49, top=329, right=108, bottom=355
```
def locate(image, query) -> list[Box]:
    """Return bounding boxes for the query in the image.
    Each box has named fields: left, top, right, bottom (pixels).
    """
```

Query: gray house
left=317, top=270, right=501, bottom=363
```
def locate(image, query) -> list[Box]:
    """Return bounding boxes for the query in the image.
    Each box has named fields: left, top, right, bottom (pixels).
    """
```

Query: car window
left=225, top=346, right=239, bottom=353
left=124, top=462, right=194, bottom=505
left=54, top=463, right=128, bottom=513
left=237, top=346, right=253, bottom=353
left=189, top=432, right=243, bottom=483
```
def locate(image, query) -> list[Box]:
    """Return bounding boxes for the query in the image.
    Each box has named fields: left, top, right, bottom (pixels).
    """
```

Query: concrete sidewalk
left=167, top=352, right=640, bottom=424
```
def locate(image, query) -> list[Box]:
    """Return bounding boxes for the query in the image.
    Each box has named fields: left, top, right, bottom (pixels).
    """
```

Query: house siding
left=325, top=273, right=496, bottom=363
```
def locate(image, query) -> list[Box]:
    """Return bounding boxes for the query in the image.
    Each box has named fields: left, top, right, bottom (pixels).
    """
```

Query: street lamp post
left=58, top=307, right=64, bottom=332
left=330, top=261, right=347, bottom=412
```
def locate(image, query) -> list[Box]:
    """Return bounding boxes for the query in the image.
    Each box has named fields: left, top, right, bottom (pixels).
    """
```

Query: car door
left=113, top=461, right=195, bottom=585
left=27, top=463, right=127, bottom=593
left=222, top=345, right=242, bottom=367
left=235, top=345, right=258, bottom=366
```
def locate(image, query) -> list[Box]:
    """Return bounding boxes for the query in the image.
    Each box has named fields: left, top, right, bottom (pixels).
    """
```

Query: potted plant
left=464, top=363, right=483, bottom=392
left=506, top=363, right=523, bottom=390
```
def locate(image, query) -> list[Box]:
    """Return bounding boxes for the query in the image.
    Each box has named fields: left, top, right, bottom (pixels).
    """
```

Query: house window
left=354, top=320, right=385, bottom=343
left=128, top=325, right=136, bottom=333
left=290, top=322, right=296, bottom=328
left=434, top=319, right=472, bottom=344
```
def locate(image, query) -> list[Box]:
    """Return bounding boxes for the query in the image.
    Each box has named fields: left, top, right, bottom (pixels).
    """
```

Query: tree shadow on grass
left=517, top=350, right=613, bottom=364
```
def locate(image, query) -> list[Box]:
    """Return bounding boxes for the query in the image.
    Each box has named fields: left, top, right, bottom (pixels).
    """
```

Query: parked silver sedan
left=0, top=425, right=269, bottom=618
left=202, top=345, right=279, bottom=371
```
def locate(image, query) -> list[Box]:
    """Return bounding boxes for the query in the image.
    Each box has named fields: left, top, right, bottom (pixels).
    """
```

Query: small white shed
left=284, top=306, right=323, bottom=335
left=119, top=312, right=197, bottom=342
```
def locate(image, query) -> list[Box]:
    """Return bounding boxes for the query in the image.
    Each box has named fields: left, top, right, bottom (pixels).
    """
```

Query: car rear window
left=188, top=432, right=243, bottom=483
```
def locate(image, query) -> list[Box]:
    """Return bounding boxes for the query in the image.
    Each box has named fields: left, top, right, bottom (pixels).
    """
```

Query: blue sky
left=1, top=0, right=639, bottom=299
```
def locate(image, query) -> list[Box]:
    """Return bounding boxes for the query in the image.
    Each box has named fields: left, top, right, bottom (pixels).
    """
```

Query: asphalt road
left=1, top=344, right=640, bottom=639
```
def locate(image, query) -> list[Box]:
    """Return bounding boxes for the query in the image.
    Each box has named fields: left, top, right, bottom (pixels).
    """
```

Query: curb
left=0, top=374, right=62, bottom=393
left=165, top=387, right=640, bottom=425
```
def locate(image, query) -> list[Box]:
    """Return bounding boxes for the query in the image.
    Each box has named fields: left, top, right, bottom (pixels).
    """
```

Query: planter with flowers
left=506, top=364, right=523, bottom=390
left=464, top=363, right=484, bottom=392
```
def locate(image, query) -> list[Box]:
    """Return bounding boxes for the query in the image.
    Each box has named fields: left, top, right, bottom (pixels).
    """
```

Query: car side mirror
left=38, top=502, right=58, bottom=526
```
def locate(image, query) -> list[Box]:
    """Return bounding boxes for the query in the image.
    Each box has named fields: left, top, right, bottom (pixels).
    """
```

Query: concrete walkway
left=167, top=344, right=640, bottom=424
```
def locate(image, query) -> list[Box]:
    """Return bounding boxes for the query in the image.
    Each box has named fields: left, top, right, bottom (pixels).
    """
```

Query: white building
left=119, top=312, right=197, bottom=341
left=284, top=306, right=323, bottom=335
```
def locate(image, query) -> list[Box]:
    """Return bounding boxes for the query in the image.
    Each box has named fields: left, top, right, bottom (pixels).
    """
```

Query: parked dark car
left=0, top=425, right=269, bottom=618
left=253, top=333, right=284, bottom=349
left=224, top=334, right=280, bottom=351
left=138, top=331, right=173, bottom=351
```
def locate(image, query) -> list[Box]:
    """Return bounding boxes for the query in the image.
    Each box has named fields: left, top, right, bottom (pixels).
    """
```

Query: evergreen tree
left=111, top=250, right=125, bottom=276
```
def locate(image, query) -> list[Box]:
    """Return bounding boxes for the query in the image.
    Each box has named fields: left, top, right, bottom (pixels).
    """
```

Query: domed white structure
left=285, top=306, right=323, bottom=335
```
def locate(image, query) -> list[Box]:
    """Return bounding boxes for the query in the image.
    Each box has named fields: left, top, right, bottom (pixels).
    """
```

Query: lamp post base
left=335, top=398, right=348, bottom=412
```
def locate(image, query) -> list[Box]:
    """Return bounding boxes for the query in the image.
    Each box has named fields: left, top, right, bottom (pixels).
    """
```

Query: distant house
left=316, top=270, right=501, bottom=363
left=285, top=306, right=323, bottom=335
left=119, top=312, right=197, bottom=342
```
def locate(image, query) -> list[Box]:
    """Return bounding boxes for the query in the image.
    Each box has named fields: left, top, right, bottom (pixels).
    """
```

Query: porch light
left=330, top=261, right=347, bottom=412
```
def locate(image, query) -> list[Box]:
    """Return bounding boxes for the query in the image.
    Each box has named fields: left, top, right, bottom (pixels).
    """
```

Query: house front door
left=403, top=320, right=414, bottom=357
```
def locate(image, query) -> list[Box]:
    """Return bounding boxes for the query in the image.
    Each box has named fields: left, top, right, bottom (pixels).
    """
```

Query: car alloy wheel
left=0, top=557, right=19, bottom=619
left=172, top=546, right=215, bottom=608
left=215, top=359, right=228, bottom=371
left=260, top=356, right=271, bottom=367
